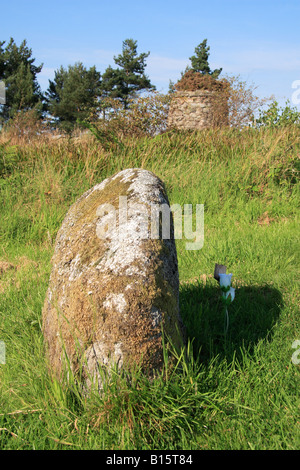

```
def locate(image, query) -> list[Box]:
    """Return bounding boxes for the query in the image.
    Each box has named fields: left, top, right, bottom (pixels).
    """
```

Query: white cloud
left=37, top=47, right=116, bottom=67
left=146, top=55, right=190, bottom=91
left=215, top=43, right=300, bottom=75
left=37, top=66, right=56, bottom=91
left=146, top=44, right=300, bottom=93
left=147, top=55, right=188, bottom=75
left=36, top=48, right=117, bottom=91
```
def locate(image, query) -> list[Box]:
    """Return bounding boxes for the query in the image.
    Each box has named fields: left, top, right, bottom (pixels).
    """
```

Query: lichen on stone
left=42, top=168, right=185, bottom=392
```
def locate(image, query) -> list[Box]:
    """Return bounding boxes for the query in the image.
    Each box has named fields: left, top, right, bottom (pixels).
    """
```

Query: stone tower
left=167, top=71, right=229, bottom=130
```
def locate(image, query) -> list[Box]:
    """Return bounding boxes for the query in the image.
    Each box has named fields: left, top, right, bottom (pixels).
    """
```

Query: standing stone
left=42, top=168, right=185, bottom=391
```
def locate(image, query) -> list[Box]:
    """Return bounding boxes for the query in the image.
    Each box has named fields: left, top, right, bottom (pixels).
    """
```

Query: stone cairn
left=167, top=71, right=229, bottom=130
left=42, top=168, right=185, bottom=392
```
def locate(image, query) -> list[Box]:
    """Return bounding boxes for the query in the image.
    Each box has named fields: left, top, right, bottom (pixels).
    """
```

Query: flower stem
left=224, top=307, right=229, bottom=335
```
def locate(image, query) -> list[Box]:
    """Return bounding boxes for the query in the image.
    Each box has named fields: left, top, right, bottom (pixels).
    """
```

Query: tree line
left=0, top=38, right=158, bottom=132
left=0, top=37, right=224, bottom=133
left=3, top=37, right=289, bottom=133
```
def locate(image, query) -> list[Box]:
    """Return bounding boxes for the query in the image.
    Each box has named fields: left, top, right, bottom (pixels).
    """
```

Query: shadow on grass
left=179, top=280, right=283, bottom=364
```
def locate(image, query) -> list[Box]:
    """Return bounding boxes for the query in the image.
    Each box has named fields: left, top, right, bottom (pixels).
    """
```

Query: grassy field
left=0, top=126, right=299, bottom=450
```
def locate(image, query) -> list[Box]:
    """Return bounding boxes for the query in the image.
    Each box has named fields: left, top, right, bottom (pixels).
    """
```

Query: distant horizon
left=2, top=0, right=300, bottom=110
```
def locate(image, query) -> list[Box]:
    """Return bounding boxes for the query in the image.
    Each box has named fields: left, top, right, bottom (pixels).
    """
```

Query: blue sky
left=2, top=0, right=300, bottom=108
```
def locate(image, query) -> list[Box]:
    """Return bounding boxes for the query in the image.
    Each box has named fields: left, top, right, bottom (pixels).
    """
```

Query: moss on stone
left=42, top=169, right=185, bottom=391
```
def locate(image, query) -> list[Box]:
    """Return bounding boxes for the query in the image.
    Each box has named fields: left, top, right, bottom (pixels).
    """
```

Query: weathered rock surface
left=42, top=168, right=185, bottom=391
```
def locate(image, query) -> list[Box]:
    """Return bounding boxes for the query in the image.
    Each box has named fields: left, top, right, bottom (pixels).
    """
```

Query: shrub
left=224, top=75, right=272, bottom=128
left=1, top=108, right=49, bottom=143
left=254, top=100, right=300, bottom=128
left=86, top=91, right=171, bottom=146
left=174, top=70, right=229, bottom=92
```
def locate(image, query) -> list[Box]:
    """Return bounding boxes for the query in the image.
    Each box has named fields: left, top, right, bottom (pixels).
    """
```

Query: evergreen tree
left=0, top=41, right=5, bottom=78
left=101, top=39, right=155, bottom=109
left=9, top=62, right=35, bottom=115
left=45, top=62, right=101, bottom=132
left=0, top=38, right=43, bottom=120
left=189, top=39, right=222, bottom=79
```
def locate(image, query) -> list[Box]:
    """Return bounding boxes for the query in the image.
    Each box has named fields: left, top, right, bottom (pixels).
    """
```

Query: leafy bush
left=85, top=91, right=171, bottom=147
left=254, top=100, right=300, bottom=128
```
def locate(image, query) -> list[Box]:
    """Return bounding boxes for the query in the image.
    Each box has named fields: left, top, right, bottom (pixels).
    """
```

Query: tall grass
left=0, top=127, right=299, bottom=449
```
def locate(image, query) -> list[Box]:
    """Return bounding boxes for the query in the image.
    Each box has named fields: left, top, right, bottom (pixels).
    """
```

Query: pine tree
left=45, top=62, right=102, bottom=132
left=9, top=62, right=35, bottom=115
left=0, top=41, right=5, bottom=78
left=0, top=38, right=43, bottom=120
left=101, top=39, right=155, bottom=109
left=189, top=39, right=222, bottom=79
